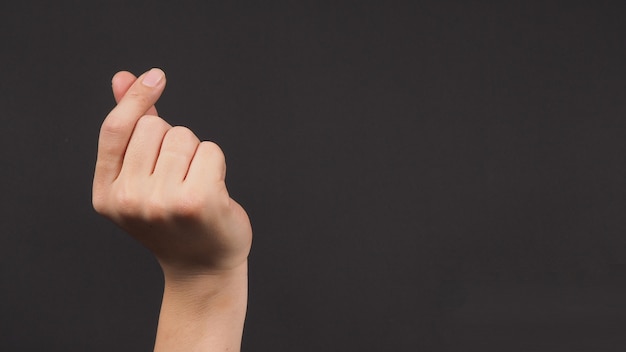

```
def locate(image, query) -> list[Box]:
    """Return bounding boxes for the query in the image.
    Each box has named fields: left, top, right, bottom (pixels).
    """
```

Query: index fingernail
left=142, top=68, right=163, bottom=87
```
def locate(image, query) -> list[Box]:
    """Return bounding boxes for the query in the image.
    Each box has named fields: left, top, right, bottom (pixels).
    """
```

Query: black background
left=2, top=1, right=626, bottom=351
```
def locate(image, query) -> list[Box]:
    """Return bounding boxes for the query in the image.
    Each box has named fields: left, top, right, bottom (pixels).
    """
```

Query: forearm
left=154, top=262, right=248, bottom=352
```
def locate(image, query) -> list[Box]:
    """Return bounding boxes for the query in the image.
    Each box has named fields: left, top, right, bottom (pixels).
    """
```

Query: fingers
left=153, top=126, right=201, bottom=184
left=119, top=115, right=172, bottom=177
left=112, top=71, right=158, bottom=116
left=185, top=141, right=227, bottom=185
left=95, top=68, right=166, bottom=185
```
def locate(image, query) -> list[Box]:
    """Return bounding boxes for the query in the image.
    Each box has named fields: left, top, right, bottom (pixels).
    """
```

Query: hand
left=92, top=68, right=252, bottom=280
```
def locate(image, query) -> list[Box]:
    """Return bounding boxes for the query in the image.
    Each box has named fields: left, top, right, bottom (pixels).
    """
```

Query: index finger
left=95, top=68, right=167, bottom=185
left=112, top=71, right=159, bottom=116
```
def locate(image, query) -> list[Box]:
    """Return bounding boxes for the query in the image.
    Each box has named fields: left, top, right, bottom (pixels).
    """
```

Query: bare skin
left=93, top=68, right=252, bottom=351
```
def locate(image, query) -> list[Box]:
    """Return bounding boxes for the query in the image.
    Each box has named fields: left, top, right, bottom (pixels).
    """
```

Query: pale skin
left=92, top=68, right=252, bottom=351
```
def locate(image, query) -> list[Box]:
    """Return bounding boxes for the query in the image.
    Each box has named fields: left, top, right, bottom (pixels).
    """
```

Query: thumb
left=112, top=71, right=159, bottom=116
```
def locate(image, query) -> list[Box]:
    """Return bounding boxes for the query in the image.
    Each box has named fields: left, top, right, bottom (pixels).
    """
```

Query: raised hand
left=92, top=68, right=251, bottom=351
left=93, top=68, right=252, bottom=275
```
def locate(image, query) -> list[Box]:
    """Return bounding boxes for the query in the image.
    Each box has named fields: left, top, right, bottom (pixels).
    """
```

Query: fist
left=92, top=69, right=252, bottom=277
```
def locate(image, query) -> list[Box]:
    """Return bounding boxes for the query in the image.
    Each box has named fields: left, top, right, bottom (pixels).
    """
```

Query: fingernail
left=142, top=68, right=163, bottom=87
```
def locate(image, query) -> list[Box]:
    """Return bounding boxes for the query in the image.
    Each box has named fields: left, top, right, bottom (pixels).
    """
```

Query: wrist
left=154, top=261, right=248, bottom=352
left=162, top=261, right=248, bottom=304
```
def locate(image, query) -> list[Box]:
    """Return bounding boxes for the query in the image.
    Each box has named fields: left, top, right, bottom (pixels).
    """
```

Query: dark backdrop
left=2, top=1, right=626, bottom=351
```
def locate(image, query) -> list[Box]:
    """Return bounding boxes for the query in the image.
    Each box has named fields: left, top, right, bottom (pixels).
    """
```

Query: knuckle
left=201, top=141, right=224, bottom=156
left=199, top=141, right=226, bottom=166
left=135, top=114, right=162, bottom=129
left=112, top=188, right=141, bottom=217
left=126, top=90, right=152, bottom=106
left=200, top=141, right=227, bottom=178
left=165, top=126, right=197, bottom=144
left=99, top=117, right=127, bottom=136
left=207, top=141, right=226, bottom=162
